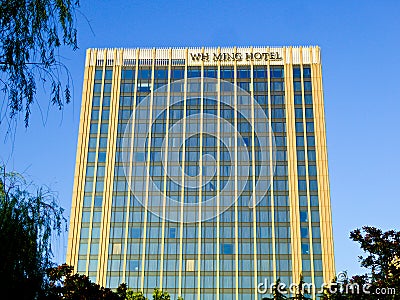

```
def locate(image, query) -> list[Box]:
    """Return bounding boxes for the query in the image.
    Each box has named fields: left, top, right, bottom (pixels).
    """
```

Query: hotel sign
left=189, top=51, right=283, bottom=62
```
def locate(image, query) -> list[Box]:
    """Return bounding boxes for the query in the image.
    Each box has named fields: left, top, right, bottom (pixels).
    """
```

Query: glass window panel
left=303, top=67, right=311, bottom=78
left=296, top=136, right=304, bottom=147
left=301, top=243, right=310, bottom=254
left=300, top=227, right=309, bottom=238
left=105, top=70, right=113, bottom=80
left=304, top=94, right=313, bottom=104
left=293, top=67, right=301, bottom=78
left=300, top=211, right=308, bottom=222
left=94, top=70, right=103, bottom=80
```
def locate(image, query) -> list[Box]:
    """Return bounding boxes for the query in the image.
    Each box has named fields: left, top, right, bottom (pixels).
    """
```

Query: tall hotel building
left=67, top=46, right=335, bottom=299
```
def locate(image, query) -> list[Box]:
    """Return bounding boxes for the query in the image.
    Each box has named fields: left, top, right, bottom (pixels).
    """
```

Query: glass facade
left=67, top=47, right=335, bottom=300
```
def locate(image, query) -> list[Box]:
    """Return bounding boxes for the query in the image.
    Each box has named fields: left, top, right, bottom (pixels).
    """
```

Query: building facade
left=67, top=46, right=335, bottom=299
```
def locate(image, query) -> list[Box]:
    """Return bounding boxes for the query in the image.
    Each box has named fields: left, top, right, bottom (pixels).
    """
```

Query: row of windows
left=101, top=66, right=311, bottom=82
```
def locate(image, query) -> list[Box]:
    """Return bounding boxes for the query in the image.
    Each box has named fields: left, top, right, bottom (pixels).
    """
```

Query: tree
left=322, top=226, right=400, bottom=300
left=44, top=264, right=122, bottom=300
left=349, top=226, right=400, bottom=299
left=290, top=275, right=311, bottom=300
left=0, top=166, right=66, bottom=299
left=262, top=278, right=287, bottom=300
left=0, top=0, right=80, bottom=128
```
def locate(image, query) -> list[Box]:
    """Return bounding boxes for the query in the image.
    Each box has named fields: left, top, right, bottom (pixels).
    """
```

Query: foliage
left=44, top=264, right=122, bottom=299
left=350, top=226, right=400, bottom=286
left=322, top=226, right=400, bottom=299
left=290, top=275, right=311, bottom=300
left=0, top=166, right=66, bottom=299
left=44, top=266, right=182, bottom=300
left=262, top=278, right=287, bottom=300
left=0, top=0, right=80, bottom=128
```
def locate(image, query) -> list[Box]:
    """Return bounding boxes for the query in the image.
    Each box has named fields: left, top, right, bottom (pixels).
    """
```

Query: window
left=300, top=211, right=308, bottom=222
left=97, top=166, right=105, bottom=177
left=276, top=211, right=289, bottom=222
left=302, top=259, right=311, bottom=271
left=91, top=244, right=99, bottom=255
left=300, top=227, right=309, bottom=238
left=103, top=96, right=111, bottom=106
left=313, top=243, right=322, bottom=254
left=305, top=108, right=313, bottom=118
left=94, top=196, right=102, bottom=207
left=294, top=95, right=302, bottom=104
left=77, top=259, right=86, bottom=273
left=311, top=211, right=320, bottom=222
left=130, top=228, right=141, bottom=238
left=275, top=136, right=286, bottom=146
left=105, top=70, right=113, bottom=80
left=301, top=243, right=310, bottom=254
left=98, top=152, right=107, bottom=162
left=88, top=260, right=98, bottom=272
left=221, top=244, right=234, bottom=255
left=92, top=211, right=102, bottom=223
left=92, top=96, right=101, bottom=106
left=295, top=122, right=304, bottom=133
left=310, top=195, right=319, bottom=206
left=275, top=165, right=287, bottom=176
left=112, top=243, right=122, bottom=255
left=308, top=150, right=316, bottom=161
left=254, top=68, right=267, bottom=78
left=84, top=180, right=93, bottom=192
left=293, top=67, right=301, bottom=78
left=94, top=70, right=102, bottom=80
left=272, top=81, right=283, bottom=91
left=308, top=165, right=317, bottom=176
left=99, top=137, right=108, bottom=148
left=297, top=165, right=306, bottom=176
left=303, top=67, right=311, bottom=78
left=297, top=150, right=305, bottom=161
left=306, top=122, right=314, bottom=133
left=92, top=227, right=100, bottom=238
left=79, top=243, right=88, bottom=255
left=103, top=83, right=112, bottom=93
left=122, top=69, right=134, bottom=80
left=271, top=67, right=284, bottom=78
left=188, top=67, right=201, bottom=78
left=93, top=83, right=102, bottom=93
left=169, top=228, right=176, bottom=238
left=95, top=181, right=104, bottom=192
left=100, top=124, right=109, bottom=134
left=296, top=136, right=304, bottom=147
left=304, top=81, right=312, bottom=91
left=307, top=136, right=315, bottom=147
left=90, top=123, right=98, bottom=134
left=155, top=69, right=168, bottom=79
left=275, top=150, right=286, bottom=161
left=299, top=195, right=308, bottom=206
left=294, top=81, right=302, bottom=91
left=304, top=94, right=313, bottom=104
left=128, top=260, right=140, bottom=271
left=86, top=166, right=95, bottom=177
left=314, top=260, right=323, bottom=271
left=91, top=110, right=99, bottom=120
left=295, top=108, right=303, bottom=119
left=274, top=180, right=288, bottom=191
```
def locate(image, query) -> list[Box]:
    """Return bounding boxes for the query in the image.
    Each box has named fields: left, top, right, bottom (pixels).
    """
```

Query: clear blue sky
left=1, top=0, right=399, bottom=277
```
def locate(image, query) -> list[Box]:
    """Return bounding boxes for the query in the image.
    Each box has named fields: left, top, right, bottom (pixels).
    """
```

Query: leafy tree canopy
left=0, top=0, right=79, bottom=128
left=0, top=166, right=66, bottom=299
